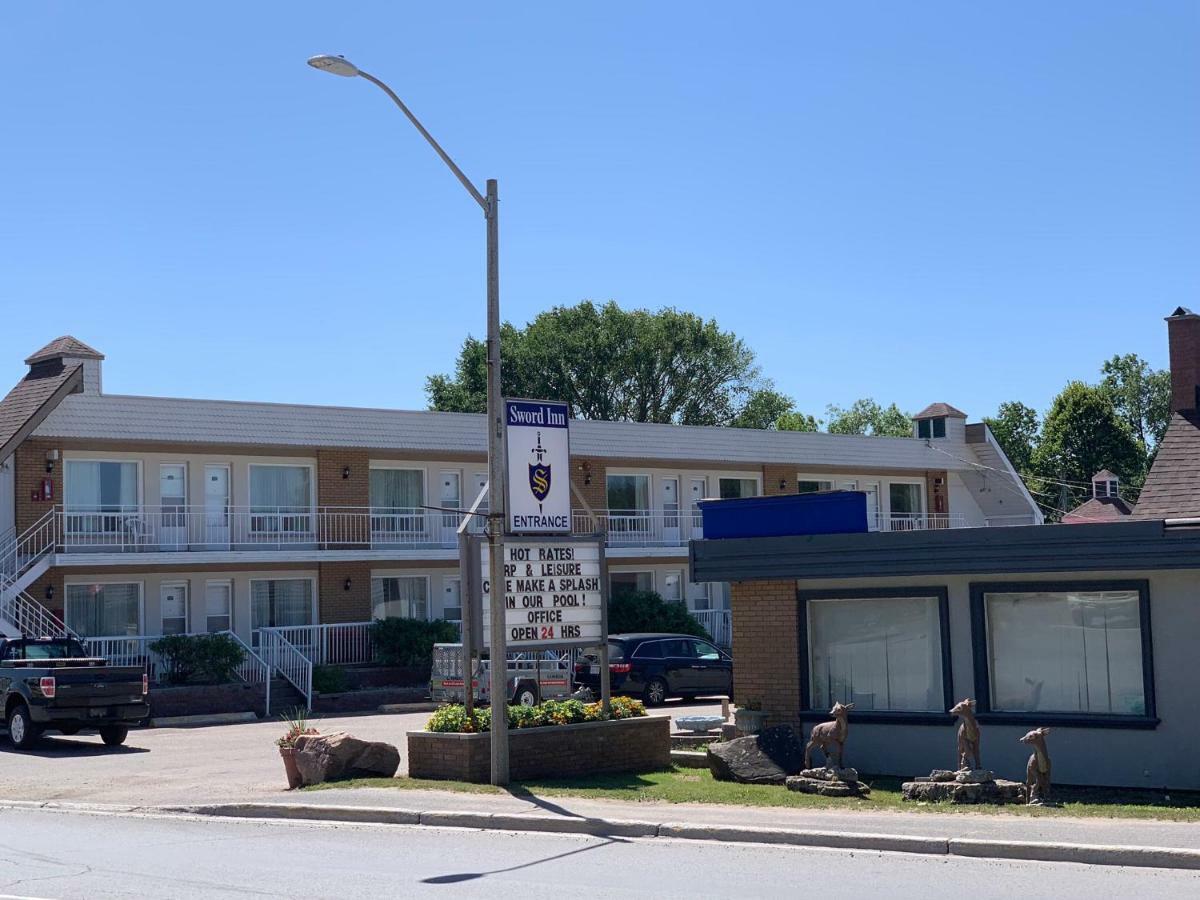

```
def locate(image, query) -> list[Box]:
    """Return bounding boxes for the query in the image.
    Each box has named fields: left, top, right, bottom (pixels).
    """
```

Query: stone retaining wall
left=408, top=715, right=671, bottom=783
left=149, top=682, right=266, bottom=718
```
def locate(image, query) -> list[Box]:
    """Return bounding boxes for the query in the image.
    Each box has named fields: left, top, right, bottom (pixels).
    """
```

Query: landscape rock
left=707, top=725, right=805, bottom=784
left=955, top=768, right=996, bottom=785
left=786, top=775, right=871, bottom=797
left=292, top=731, right=400, bottom=786
left=901, top=777, right=1026, bottom=805
left=799, top=766, right=859, bottom=782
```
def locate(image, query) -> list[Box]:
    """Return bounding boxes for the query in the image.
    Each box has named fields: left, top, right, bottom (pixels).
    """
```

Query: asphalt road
left=1, top=807, right=1197, bottom=900
left=0, top=700, right=722, bottom=806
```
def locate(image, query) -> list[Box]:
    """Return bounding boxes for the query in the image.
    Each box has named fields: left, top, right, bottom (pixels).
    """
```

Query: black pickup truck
left=1, top=637, right=149, bottom=749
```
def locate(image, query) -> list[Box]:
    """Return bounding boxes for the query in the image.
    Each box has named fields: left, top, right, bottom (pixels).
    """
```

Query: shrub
left=607, top=590, right=710, bottom=639
left=148, top=633, right=245, bottom=685
left=426, top=698, right=647, bottom=733
left=369, top=617, right=461, bottom=667
left=312, top=665, right=350, bottom=695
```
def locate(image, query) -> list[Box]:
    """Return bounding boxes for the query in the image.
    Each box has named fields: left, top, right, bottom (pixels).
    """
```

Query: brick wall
left=730, top=579, right=800, bottom=730
left=762, top=465, right=790, bottom=496
left=408, top=715, right=671, bottom=782
left=318, top=561, right=372, bottom=623
left=569, top=456, right=607, bottom=513
left=926, top=470, right=949, bottom=517
left=149, top=682, right=266, bottom=718
left=14, top=438, right=61, bottom=534
left=317, top=449, right=370, bottom=507
left=25, top=568, right=65, bottom=621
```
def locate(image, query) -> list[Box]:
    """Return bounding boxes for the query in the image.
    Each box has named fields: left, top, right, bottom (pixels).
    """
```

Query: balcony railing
left=692, top=609, right=732, bottom=648
left=41, top=504, right=982, bottom=557
left=55, top=505, right=466, bottom=552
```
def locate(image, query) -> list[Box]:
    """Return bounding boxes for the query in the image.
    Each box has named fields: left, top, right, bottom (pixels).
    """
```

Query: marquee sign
left=480, top=538, right=606, bottom=649
left=505, top=398, right=571, bottom=534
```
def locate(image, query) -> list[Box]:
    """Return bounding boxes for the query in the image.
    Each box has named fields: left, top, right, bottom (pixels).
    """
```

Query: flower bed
left=409, top=699, right=669, bottom=783
left=426, top=696, right=646, bottom=733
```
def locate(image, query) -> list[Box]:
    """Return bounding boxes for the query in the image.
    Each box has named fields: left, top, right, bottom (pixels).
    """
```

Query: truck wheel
left=7, top=704, right=41, bottom=750
left=513, top=685, right=538, bottom=708
left=99, top=725, right=129, bottom=747
left=644, top=678, right=668, bottom=707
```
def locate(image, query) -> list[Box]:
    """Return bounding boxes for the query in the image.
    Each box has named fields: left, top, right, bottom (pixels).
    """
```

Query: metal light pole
left=308, top=54, right=510, bottom=785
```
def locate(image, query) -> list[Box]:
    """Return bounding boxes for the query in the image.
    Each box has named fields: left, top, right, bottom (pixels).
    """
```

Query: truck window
left=5, top=640, right=89, bottom=661
left=632, top=641, right=663, bottom=659
left=579, top=642, right=624, bottom=663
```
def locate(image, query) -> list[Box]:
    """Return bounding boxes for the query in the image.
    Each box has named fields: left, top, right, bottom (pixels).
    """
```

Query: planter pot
left=279, top=747, right=302, bottom=790
left=734, top=708, right=767, bottom=736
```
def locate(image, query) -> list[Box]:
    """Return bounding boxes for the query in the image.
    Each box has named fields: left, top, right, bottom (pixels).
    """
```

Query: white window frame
left=795, top=473, right=837, bottom=494
left=605, top=472, right=653, bottom=512
left=248, top=576, right=318, bottom=632
left=247, top=463, right=316, bottom=537
left=609, top=570, right=655, bottom=597
left=204, top=579, right=234, bottom=634
left=63, top=459, right=143, bottom=539
left=369, top=465, right=429, bottom=535
left=884, top=478, right=927, bottom=521
left=63, top=579, right=145, bottom=637
left=370, top=574, right=431, bottom=621
left=717, top=476, right=761, bottom=500
left=159, top=581, right=190, bottom=636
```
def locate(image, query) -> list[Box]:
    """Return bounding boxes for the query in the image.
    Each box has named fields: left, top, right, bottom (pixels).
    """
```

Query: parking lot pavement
left=0, top=699, right=723, bottom=808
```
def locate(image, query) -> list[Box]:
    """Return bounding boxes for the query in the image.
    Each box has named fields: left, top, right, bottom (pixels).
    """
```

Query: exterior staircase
left=0, top=508, right=68, bottom=639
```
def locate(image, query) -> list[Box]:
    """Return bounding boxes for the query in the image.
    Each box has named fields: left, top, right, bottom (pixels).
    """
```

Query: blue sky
left=2, top=2, right=1197, bottom=424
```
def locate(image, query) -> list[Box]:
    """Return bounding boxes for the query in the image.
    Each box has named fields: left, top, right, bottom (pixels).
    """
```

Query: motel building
left=0, top=336, right=1038, bottom=705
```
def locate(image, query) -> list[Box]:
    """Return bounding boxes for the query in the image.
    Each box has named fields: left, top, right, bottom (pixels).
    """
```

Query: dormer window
left=917, top=417, right=946, bottom=440
left=1091, top=471, right=1120, bottom=499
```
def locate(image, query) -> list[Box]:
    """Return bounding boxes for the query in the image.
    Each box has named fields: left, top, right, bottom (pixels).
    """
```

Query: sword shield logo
left=528, top=431, right=552, bottom=510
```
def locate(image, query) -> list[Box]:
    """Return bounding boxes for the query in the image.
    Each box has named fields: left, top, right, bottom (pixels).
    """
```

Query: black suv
left=573, top=633, right=732, bottom=706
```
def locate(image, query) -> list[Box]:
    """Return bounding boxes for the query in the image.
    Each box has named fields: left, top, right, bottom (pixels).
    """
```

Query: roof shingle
left=0, top=361, right=83, bottom=461
left=914, top=402, right=967, bottom=419
left=25, top=336, right=104, bottom=365
left=1133, top=412, right=1200, bottom=519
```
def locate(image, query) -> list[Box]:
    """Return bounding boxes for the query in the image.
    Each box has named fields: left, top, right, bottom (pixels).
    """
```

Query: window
left=660, top=638, right=693, bottom=658
left=205, top=581, right=232, bottom=633
left=160, top=583, right=189, bottom=635
left=796, top=479, right=834, bottom=494
left=609, top=571, right=653, bottom=599
left=977, top=584, right=1150, bottom=718
left=917, top=417, right=946, bottom=439
left=692, top=639, right=721, bottom=661
left=64, top=461, right=138, bottom=535
left=606, top=475, right=649, bottom=511
left=442, top=578, right=463, bottom=624
left=888, top=482, right=924, bottom=528
left=718, top=478, right=758, bottom=499
left=632, top=641, right=663, bottom=660
left=65, top=583, right=141, bottom=638
left=370, top=468, right=425, bottom=534
left=249, top=466, right=312, bottom=534
left=250, top=579, right=313, bottom=632
left=803, top=590, right=948, bottom=713
left=372, top=576, right=429, bottom=620
left=662, top=571, right=682, bottom=603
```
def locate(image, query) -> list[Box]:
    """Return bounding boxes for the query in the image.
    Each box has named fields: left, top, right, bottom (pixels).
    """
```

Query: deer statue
left=950, top=698, right=981, bottom=771
left=1019, top=727, right=1052, bottom=804
left=804, top=702, right=854, bottom=769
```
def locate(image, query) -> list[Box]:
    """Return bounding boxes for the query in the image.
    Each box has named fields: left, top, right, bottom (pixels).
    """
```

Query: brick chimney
left=1166, top=307, right=1200, bottom=413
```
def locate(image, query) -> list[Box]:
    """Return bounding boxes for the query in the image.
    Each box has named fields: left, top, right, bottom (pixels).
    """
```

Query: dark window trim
left=969, top=579, right=1158, bottom=729
left=796, top=586, right=953, bottom=726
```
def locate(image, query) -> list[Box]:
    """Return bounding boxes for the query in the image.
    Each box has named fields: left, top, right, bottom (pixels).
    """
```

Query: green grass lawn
left=306, top=766, right=1200, bottom=822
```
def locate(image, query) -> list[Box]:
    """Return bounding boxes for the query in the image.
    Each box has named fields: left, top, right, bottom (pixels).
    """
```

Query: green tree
left=1031, top=382, right=1142, bottom=517
left=426, top=301, right=781, bottom=427
left=825, top=398, right=912, bottom=437
left=1099, top=353, right=1171, bottom=459
left=984, top=401, right=1040, bottom=474
left=729, top=388, right=796, bottom=430
left=775, top=410, right=821, bottom=432
left=607, top=591, right=710, bottom=639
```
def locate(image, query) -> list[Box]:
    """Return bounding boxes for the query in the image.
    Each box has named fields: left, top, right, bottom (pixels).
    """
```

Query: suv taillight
left=39, top=676, right=56, bottom=699
left=610, top=663, right=631, bottom=674
left=142, top=673, right=149, bottom=696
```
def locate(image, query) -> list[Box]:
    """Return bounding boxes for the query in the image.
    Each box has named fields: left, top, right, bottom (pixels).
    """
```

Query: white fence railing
left=870, top=513, right=967, bottom=532
left=81, top=630, right=269, bottom=687
left=572, top=509, right=705, bottom=547
left=259, top=628, right=313, bottom=712
left=1, top=507, right=58, bottom=582
left=256, top=623, right=375, bottom=667
left=0, top=590, right=75, bottom=640
left=693, top=610, right=732, bottom=648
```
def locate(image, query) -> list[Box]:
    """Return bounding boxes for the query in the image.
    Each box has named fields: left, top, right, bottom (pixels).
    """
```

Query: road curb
left=150, top=712, right=258, bottom=728
left=175, top=802, right=1200, bottom=870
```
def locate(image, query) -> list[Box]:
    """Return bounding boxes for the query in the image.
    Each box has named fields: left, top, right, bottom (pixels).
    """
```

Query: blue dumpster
left=697, top=491, right=869, bottom=539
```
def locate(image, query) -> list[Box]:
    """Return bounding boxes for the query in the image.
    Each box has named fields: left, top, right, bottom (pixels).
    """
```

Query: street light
left=307, top=54, right=510, bottom=785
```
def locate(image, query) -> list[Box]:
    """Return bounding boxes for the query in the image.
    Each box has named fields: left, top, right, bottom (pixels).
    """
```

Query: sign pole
left=484, top=178, right=509, bottom=787
left=457, top=529, right=475, bottom=718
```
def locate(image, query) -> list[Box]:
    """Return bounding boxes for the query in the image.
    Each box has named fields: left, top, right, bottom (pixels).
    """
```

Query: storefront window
left=807, top=593, right=945, bottom=712
left=983, top=588, right=1147, bottom=716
